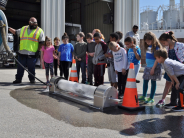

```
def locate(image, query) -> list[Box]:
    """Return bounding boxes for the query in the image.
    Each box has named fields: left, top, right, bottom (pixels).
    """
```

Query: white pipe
left=170, top=0, right=175, bottom=8
left=180, top=0, right=184, bottom=24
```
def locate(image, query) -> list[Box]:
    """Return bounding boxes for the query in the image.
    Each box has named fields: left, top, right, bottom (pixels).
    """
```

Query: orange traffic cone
left=118, top=63, right=145, bottom=111
left=69, top=59, right=78, bottom=82
left=180, top=93, right=184, bottom=108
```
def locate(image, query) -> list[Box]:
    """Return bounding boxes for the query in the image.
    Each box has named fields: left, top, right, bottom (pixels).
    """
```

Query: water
left=10, top=86, right=184, bottom=137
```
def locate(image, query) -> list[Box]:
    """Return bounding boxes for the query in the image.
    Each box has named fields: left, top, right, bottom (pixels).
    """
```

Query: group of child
left=41, top=29, right=184, bottom=112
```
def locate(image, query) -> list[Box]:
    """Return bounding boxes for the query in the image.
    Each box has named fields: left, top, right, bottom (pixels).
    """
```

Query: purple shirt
left=41, top=45, right=55, bottom=63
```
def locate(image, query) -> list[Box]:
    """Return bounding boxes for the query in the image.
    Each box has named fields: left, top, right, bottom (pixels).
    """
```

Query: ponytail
left=159, top=31, right=178, bottom=42
left=62, top=32, right=69, bottom=40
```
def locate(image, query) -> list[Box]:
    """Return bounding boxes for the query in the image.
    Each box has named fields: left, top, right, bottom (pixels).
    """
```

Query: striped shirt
left=146, top=45, right=159, bottom=67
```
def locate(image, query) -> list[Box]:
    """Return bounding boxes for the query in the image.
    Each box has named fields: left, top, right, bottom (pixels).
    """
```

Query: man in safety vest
left=9, top=17, right=45, bottom=84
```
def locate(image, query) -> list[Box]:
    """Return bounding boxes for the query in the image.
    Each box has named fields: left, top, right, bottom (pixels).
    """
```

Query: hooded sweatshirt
left=92, top=41, right=108, bottom=65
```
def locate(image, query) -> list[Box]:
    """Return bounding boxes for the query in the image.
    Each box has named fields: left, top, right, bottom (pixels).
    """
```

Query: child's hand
left=171, top=80, right=175, bottom=86
left=115, top=70, right=118, bottom=74
left=78, top=58, right=81, bottom=61
left=75, top=56, right=78, bottom=59
left=89, top=53, right=95, bottom=57
left=104, top=53, right=109, bottom=58
left=150, top=68, right=155, bottom=76
left=122, top=69, right=126, bottom=75
left=133, top=46, right=137, bottom=53
left=175, top=82, right=180, bottom=90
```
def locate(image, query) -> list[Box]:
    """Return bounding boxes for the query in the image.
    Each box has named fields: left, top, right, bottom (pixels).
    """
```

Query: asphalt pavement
left=0, top=68, right=183, bottom=138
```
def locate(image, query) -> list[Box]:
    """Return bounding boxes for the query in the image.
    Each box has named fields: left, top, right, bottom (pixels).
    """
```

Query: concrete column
left=180, top=0, right=184, bottom=24
left=114, top=0, right=139, bottom=41
left=114, top=0, right=122, bottom=32
left=41, top=0, right=65, bottom=40
left=132, top=0, right=139, bottom=26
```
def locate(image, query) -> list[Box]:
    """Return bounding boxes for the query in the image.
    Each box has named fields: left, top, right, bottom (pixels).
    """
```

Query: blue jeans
left=134, top=64, right=141, bottom=78
left=76, top=61, right=86, bottom=83
left=16, top=54, right=37, bottom=81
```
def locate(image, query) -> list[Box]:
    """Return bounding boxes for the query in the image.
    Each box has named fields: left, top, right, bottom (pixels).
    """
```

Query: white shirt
left=113, top=47, right=128, bottom=72
left=125, top=31, right=140, bottom=46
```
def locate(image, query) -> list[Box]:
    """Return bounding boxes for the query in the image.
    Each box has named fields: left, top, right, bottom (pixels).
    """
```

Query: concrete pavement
left=0, top=68, right=183, bottom=138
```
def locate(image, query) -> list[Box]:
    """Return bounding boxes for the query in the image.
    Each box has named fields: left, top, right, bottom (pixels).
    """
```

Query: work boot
left=30, top=80, right=35, bottom=84
left=13, top=80, right=22, bottom=84
left=136, top=80, right=140, bottom=83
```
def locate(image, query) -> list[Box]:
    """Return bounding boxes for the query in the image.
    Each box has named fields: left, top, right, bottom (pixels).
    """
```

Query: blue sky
left=140, top=0, right=180, bottom=8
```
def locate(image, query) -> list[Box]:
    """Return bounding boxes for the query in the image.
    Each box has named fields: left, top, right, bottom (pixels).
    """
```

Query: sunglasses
left=30, top=21, right=37, bottom=24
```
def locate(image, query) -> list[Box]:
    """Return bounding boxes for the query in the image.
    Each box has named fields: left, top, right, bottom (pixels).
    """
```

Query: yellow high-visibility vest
left=20, top=26, right=43, bottom=52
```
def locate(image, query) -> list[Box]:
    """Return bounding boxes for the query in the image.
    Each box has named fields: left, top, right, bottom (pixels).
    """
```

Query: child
left=109, top=41, right=128, bottom=99
left=138, top=32, right=162, bottom=104
left=157, top=31, right=184, bottom=107
left=124, top=37, right=141, bottom=83
left=105, top=33, right=120, bottom=89
left=155, top=48, right=184, bottom=111
left=115, top=31, right=124, bottom=48
left=86, top=33, right=96, bottom=85
left=73, top=32, right=87, bottom=84
left=41, top=36, right=56, bottom=83
left=92, top=29, right=105, bottom=41
left=93, top=33, right=107, bottom=86
left=53, top=37, right=60, bottom=76
left=58, top=33, right=74, bottom=80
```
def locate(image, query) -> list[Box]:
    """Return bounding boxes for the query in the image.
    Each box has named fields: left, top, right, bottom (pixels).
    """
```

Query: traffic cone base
left=118, top=104, right=145, bottom=111
left=119, top=63, right=145, bottom=111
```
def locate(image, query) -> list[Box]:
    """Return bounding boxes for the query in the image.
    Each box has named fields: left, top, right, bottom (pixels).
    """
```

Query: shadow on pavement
left=119, top=115, right=184, bottom=137
left=0, top=82, right=43, bottom=86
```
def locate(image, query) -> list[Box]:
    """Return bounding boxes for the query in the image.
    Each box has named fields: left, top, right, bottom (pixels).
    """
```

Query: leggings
left=54, top=59, right=59, bottom=76
left=44, top=62, right=54, bottom=76
left=118, top=70, right=129, bottom=96
left=143, top=79, right=156, bottom=99
left=59, top=61, right=71, bottom=80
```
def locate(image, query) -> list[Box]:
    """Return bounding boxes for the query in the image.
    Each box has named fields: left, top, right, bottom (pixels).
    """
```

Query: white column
left=41, top=0, right=65, bottom=40
left=114, top=0, right=139, bottom=41
left=180, top=0, right=184, bottom=24
left=114, top=0, right=122, bottom=32
left=132, top=0, right=139, bottom=26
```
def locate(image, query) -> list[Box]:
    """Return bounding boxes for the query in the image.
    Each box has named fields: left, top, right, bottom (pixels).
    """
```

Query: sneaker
left=164, top=103, right=177, bottom=109
left=145, top=98, right=154, bottom=104
left=13, top=80, right=22, bottom=84
left=118, top=95, right=124, bottom=99
left=172, top=106, right=184, bottom=112
left=156, top=100, right=165, bottom=107
left=138, top=96, right=146, bottom=101
left=46, top=80, right=50, bottom=84
left=30, top=80, right=35, bottom=84
left=136, top=80, right=140, bottom=83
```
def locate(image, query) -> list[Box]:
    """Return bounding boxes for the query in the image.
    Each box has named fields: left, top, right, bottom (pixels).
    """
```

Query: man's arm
left=38, top=30, right=45, bottom=51
left=8, top=27, right=16, bottom=35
